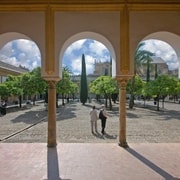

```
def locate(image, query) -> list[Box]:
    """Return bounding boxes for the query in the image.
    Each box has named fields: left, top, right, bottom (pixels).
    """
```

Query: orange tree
left=89, top=76, right=119, bottom=110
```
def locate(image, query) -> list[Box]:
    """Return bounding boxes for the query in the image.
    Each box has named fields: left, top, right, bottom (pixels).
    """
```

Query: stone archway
left=143, top=31, right=180, bottom=78
left=0, top=32, right=31, bottom=49
left=59, top=31, right=116, bottom=78
left=0, top=32, right=42, bottom=73
left=1, top=0, right=179, bottom=148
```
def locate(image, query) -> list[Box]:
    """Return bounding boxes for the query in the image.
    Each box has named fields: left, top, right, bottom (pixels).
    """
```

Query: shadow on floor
left=126, top=147, right=179, bottom=180
left=47, top=147, right=71, bottom=180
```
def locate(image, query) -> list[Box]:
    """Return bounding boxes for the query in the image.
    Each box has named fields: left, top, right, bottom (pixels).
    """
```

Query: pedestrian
left=89, top=105, right=98, bottom=134
left=99, top=104, right=110, bottom=135
left=1, top=100, right=7, bottom=115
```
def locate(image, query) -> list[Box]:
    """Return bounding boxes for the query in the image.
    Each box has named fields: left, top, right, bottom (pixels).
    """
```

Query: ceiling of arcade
left=0, top=0, right=180, bottom=5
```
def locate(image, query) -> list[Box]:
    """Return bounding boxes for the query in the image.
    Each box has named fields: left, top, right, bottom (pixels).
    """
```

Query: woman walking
left=89, top=105, right=98, bottom=134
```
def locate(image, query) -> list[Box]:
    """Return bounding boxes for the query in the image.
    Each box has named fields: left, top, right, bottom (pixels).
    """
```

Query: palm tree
left=129, top=42, right=154, bottom=109
left=139, top=52, right=154, bottom=82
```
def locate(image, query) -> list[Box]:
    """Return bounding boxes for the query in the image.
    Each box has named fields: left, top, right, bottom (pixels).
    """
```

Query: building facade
left=0, top=61, right=28, bottom=83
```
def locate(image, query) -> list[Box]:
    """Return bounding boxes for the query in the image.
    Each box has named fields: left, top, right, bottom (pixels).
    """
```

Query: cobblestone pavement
left=0, top=100, right=179, bottom=143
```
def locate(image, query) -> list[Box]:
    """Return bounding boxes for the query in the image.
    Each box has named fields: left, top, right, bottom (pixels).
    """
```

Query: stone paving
left=1, top=143, right=180, bottom=180
left=0, top=99, right=179, bottom=144
left=0, top=100, right=180, bottom=180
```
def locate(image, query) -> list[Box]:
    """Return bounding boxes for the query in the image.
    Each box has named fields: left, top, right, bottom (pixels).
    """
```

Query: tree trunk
left=129, top=77, right=135, bottom=109
left=19, top=95, right=22, bottom=108
left=109, top=95, right=112, bottom=110
left=157, top=95, right=160, bottom=111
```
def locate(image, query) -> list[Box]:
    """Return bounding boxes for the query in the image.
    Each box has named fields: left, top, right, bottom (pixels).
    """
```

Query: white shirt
left=89, top=109, right=98, bottom=122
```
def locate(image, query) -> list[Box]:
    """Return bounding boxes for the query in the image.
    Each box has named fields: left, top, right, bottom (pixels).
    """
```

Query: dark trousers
left=1, top=107, right=6, bottom=115
left=101, top=118, right=107, bottom=133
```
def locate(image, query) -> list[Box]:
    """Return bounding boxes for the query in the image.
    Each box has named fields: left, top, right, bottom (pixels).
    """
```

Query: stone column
left=47, top=81, right=57, bottom=147
left=117, top=78, right=129, bottom=148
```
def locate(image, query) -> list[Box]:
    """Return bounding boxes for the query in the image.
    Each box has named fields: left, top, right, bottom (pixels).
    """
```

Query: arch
left=0, top=32, right=42, bottom=70
left=59, top=31, right=116, bottom=78
left=0, top=32, right=31, bottom=49
left=142, top=31, right=180, bottom=78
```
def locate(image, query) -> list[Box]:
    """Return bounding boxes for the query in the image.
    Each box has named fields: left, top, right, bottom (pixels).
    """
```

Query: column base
left=118, top=142, right=129, bottom=148
left=47, top=142, right=57, bottom=148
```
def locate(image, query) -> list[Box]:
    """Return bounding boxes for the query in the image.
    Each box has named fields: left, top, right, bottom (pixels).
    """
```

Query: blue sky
left=62, top=39, right=111, bottom=75
left=0, top=38, right=179, bottom=74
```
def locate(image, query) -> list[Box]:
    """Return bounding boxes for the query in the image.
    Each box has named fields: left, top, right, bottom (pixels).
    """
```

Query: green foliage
left=147, top=75, right=178, bottom=98
left=144, top=75, right=179, bottom=111
left=129, top=42, right=155, bottom=109
left=3, top=67, right=47, bottom=103
left=1, top=66, right=77, bottom=106
left=0, top=83, right=10, bottom=99
left=56, top=68, right=78, bottom=95
left=134, top=42, right=154, bottom=81
left=5, top=75, right=23, bottom=96
left=29, top=67, right=48, bottom=94
left=175, top=80, right=180, bottom=95
left=80, top=54, right=88, bottom=104
left=89, top=76, right=119, bottom=96
left=127, top=75, right=145, bottom=96
left=89, top=75, right=119, bottom=109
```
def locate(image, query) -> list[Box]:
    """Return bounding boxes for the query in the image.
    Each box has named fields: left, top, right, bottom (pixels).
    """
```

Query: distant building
left=71, top=60, right=111, bottom=81
left=93, top=59, right=111, bottom=76
left=0, top=61, right=29, bottom=83
left=139, top=56, right=178, bottom=79
left=168, top=69, right=178, bottom=77
left=0, top=61, right=29, bottom=103
left=150, top=56, right=169, bottom=78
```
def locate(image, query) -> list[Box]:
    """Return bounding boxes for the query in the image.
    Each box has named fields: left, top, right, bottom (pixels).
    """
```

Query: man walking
left=99, top=104, right=109, bottom=135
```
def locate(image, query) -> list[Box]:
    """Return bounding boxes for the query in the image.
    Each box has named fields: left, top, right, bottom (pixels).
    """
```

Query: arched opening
left=136, top=39, right=179, bottom=80
left=62, top=39, right=111, bottom=75
left=127, top=31, right=180, bottom=142
left=59, top=32, right=116, bottom=78
left=54, top=32, right=119, bottom=142
left=0, top=32, right=42, bottom=104
left=0, top=32, right=41, bottom=70
left=142, top=31, right=180, bottom=78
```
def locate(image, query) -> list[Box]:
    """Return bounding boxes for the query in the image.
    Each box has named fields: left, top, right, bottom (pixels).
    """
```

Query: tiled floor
left=0, top=143, right=180, bottom=180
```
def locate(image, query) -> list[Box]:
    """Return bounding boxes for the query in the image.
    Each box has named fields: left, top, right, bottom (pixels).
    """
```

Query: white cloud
left=0, top=39, right=41, bottom=70
left=65, top=39, right=87, bottom=56
left=70, top=56, right=81, bottom=74
left=69, top=54, right=95, bottom=75
left=0, top=38, right=178, bottom=74
left=63, top=39, right=110, bottom=74
left=141, top=39, right=179, bottom=70
left=84, top=55, right=95, bottom=74
left=89, top=40, right=108, bottom=57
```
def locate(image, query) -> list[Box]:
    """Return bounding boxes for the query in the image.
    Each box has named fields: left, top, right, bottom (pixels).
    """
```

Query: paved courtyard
left=0, top=100, right=180, bottom=180
left=0, top=99, right=179, bottom=143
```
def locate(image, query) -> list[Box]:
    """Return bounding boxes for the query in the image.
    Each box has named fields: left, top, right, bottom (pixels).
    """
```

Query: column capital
left=116, top=76, right=132, bottom=88
left=47, top=80, right=58, bottom=89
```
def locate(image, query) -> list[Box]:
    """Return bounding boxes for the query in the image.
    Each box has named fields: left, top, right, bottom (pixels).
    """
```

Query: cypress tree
left=80, top=54, right=88, bottom=105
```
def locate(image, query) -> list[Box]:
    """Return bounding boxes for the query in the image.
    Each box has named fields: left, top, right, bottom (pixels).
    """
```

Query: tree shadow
left=159, top=110, right=180, bottom=121
left=127, top=105, right=180, bottom=121
left=126, top=112, right=139, bottom=119
left=140, top=109, right=180, bottom=121
left=56, top=105, right=76, bottom=121
left=126, top=147, right=179, bottom=180
left=10, top=108, right=47, bottom=124
left=83, top=104, right=94, bottom=108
